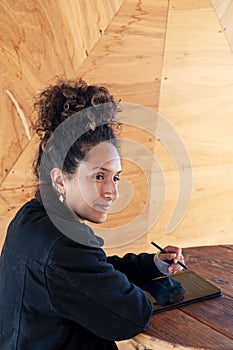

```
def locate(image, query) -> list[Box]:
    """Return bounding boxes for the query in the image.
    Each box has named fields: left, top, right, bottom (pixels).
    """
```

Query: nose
left=103, top=180, right=119, bottom=202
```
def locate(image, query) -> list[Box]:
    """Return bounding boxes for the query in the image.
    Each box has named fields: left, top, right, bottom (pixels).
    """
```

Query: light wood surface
left=0, top=0, right=123, bottom=183
left=212, top=0, right=233, bottom=52
left=0, top=0, right=168, bottom=252
left=1, top=0, right=233, bottom=260
left=152, top=0, right=233, bottom=252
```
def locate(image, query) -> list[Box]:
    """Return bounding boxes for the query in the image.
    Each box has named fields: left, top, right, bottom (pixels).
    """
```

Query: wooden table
left=132, top=245, right=233, bottom=350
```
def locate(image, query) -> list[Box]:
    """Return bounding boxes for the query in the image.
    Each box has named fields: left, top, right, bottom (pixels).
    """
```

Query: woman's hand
left=158, top=245, right=185, bottom=274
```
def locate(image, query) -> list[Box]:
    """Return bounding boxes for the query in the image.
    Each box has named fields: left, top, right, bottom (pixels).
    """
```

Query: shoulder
left=5, top=198, right=105, bottom=266
left=8, top=199, right=61, bottom=239
left=4, top=199, right=64, bottom=263
left=48, top=234, right=109, bottom=273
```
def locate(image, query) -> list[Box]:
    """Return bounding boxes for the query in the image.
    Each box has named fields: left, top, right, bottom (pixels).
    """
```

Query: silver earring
left=59, top=194, right=64, bottom=203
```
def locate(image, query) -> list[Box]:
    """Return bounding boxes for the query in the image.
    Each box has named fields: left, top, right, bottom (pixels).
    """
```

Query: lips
left=94, top=204, right=111, bottom=212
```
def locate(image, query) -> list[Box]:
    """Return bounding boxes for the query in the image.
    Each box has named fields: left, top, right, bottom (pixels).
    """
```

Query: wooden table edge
left=132, top=333, right=217, bottom=350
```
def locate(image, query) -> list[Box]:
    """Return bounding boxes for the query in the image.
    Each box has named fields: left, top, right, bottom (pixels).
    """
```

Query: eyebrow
left=92, top=167, right=122, bottom=174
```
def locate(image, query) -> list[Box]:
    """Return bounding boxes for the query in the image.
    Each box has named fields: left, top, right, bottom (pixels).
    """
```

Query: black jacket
left=0, top=199, right=163, bottom=350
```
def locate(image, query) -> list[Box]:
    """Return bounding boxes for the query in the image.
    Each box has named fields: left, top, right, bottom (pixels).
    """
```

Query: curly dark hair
left=33, top=78, right=121, bottom=199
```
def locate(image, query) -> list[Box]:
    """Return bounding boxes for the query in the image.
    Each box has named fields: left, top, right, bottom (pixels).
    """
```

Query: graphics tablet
left=141, top=270, right=222, bottom=313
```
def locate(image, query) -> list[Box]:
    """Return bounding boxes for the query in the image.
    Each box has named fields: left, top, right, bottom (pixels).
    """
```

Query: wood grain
left=78, top=0, right=169, bottom=253
left=212, top=0, right=233, bottom=52
left=0, top=0, right=169, bottom=252
left=1, top=0, right=233, bottom=259
left=148, top=0, right=233, bottom=251
left=0, top=0, right=123, bottom=183
left=78, top=0, right=168, bottom=108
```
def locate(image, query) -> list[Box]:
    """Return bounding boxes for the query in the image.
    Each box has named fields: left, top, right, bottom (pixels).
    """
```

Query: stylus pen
left=151, top=241, right=189, bottom=270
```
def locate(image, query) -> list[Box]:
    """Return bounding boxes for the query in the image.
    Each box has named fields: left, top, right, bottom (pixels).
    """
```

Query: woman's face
left=64, top=142, right=122, bottom=223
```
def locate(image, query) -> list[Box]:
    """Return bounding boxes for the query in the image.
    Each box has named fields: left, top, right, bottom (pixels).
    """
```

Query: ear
left=50, top=168, right=66, bottom=194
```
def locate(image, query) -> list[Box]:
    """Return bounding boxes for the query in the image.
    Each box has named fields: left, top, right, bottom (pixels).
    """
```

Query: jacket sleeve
left=107, top=253, right=164, bottom=284
left=45, top=237, right=153, bottom=341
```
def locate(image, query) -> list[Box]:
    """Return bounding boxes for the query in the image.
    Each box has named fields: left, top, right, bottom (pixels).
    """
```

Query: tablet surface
left=141, top=270, right=222, bottom=313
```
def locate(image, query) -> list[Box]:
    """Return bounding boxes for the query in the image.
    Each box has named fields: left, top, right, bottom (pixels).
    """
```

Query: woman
left=0, top=79, right=185, bottom=350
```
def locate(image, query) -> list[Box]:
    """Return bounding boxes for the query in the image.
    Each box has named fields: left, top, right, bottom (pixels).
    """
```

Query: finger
left=164, top=245, right=182, bottom=255
left=158, top=252, right=177, bottom=262
left=173, top=253, right=183, bottom=264
left=168, top=262, right=183, bottom=275
left=178, top=254, right=185, bottom=264
left=168, top=264, right=179, bottom=274
left=164, top=246, right=182, bottom=262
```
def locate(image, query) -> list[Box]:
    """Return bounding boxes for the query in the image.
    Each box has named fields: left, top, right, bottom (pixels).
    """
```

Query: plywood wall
left=212, top=0, right=233, bottom=51
left=77, top=0, right=233, bottom=256
left=0, top=0, right=233, bottom=254
left=0, top=0, right=123, bottom=183
left=0, top=0, right=168, bottom=251
left=153, top=0, right=233, bottom=253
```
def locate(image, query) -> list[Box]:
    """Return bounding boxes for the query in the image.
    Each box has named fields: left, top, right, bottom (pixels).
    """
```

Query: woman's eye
left=92, top=173, right=120, bottom=182
left=114, top=175, right=120, bottom=183
left=93, top=174, right=104, bottom=181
